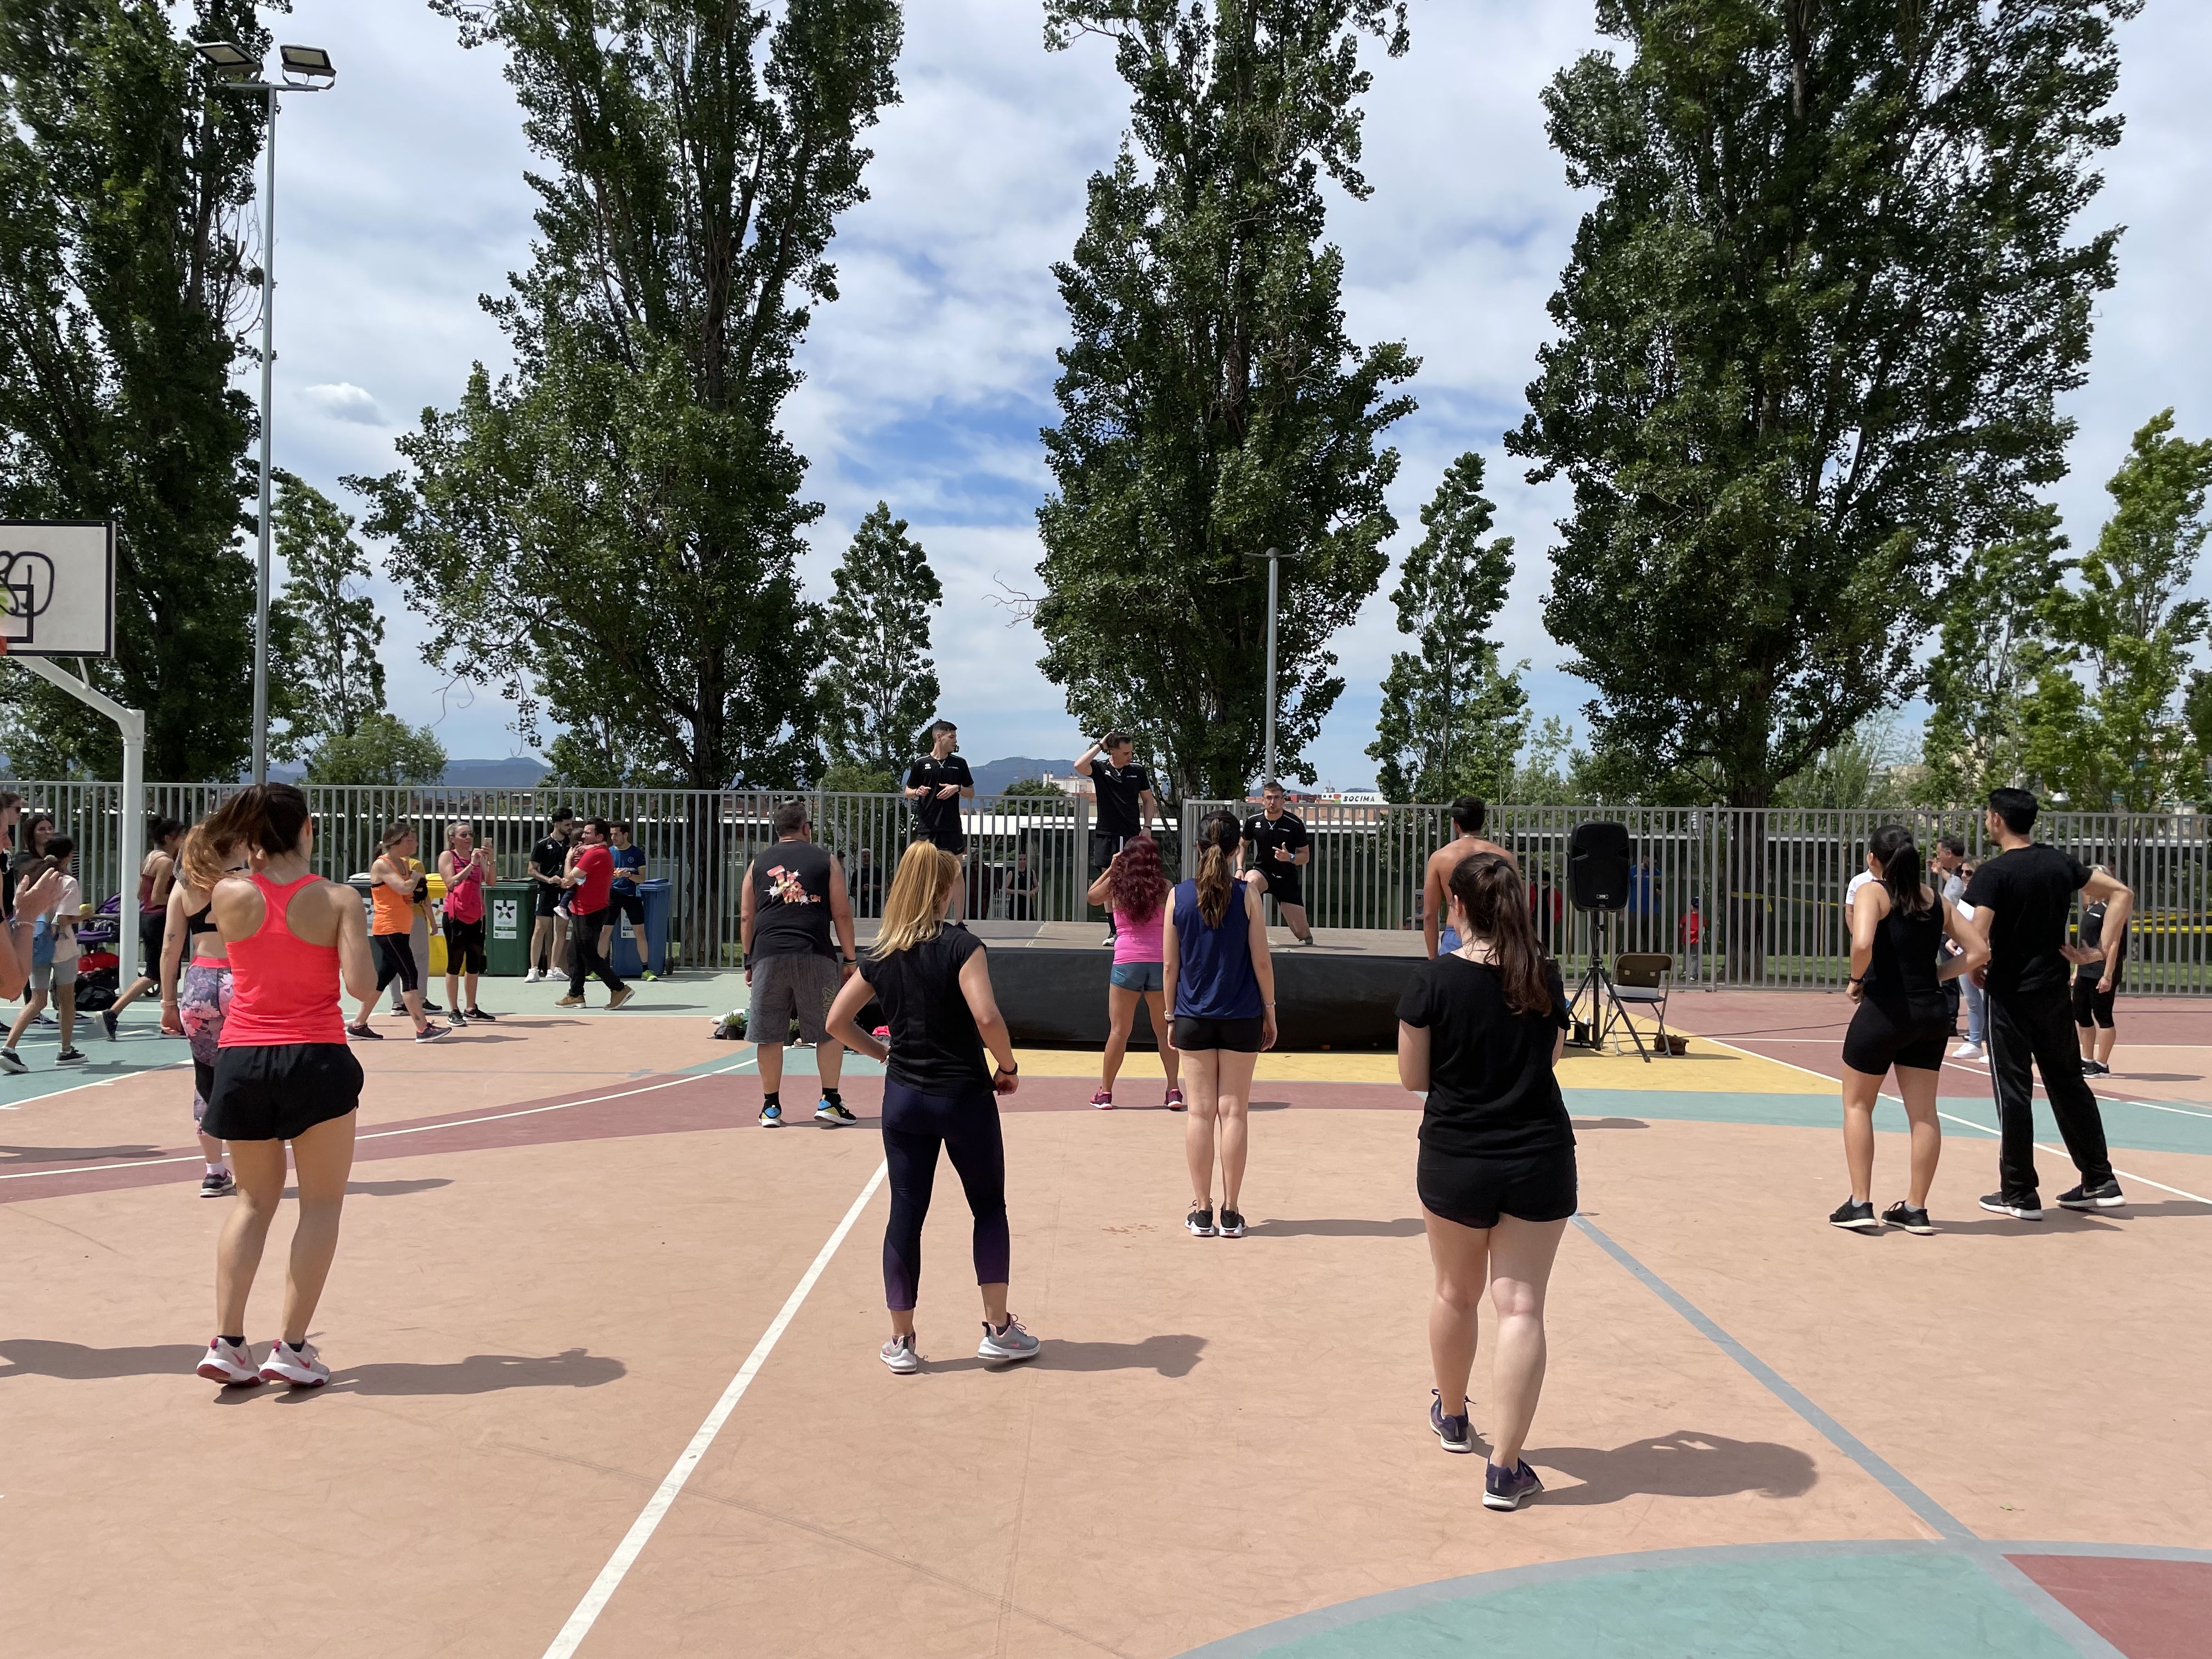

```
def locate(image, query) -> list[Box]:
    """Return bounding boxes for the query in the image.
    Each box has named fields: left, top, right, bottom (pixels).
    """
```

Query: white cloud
left=300, top=382, right=383, bottom=424
left=252, top=0, right=2212, bottom=786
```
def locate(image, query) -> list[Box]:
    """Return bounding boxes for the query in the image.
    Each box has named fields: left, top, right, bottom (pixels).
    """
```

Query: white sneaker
left=258, top=1339, right=330, bottom=1387
left=525, top=968, right=544, bottom=983
left=977, top=1314, right=1041, bottom=1363
left=880, top=1333, right=920, bottom=1373
left=195, top=1337, right=261, bottom=1386
left=1951, top=1042, right=1983, bottom=1060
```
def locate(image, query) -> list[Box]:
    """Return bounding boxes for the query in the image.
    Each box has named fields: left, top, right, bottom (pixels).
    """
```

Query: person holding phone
left=826, top=842, right=1040, bottom=1373
left=438, top=822, right=498, bottom=1025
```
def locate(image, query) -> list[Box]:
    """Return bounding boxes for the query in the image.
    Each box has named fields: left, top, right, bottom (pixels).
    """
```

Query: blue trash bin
left=611, top=878, right=672, bottom=977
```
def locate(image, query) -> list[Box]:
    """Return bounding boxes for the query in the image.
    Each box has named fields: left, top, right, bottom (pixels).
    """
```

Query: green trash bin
left=486, top=878, right=536, bottom=977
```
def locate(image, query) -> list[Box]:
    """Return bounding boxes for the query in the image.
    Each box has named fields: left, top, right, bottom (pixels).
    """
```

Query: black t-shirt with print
left=1397, top=955, right=1572, bottom=1161
left=1091, top=761, right=1152, bottom=837
left=1242, top=810, right=1308, bottom=878
left=1965, top=843, right=2092, bottom=998
left=907, top=755, right=974, bottom=837
left=529, top=834, right=568, bottom=882
left=751, top=838, right=836, bottom=960
left=862, top=927, right=994, bottom=1094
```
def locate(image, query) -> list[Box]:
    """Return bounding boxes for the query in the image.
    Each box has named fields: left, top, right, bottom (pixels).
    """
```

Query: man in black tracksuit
left=1964, top=787, right=2134, bottom=1221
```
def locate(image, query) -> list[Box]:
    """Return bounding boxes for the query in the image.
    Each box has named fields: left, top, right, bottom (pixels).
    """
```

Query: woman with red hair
left=1085, top=834, right=1181, bottom=1110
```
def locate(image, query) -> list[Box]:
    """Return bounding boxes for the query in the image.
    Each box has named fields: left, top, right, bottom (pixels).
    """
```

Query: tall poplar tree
left=1367, top=453, right=1528, bottom=803
left=1508, top=0, right=2136, bottom=809
left=816, top=503, right=941, bottom=779
left=1032, top=0, right=1417, bottom=798
left=0, top=0, right=268, bottom=780
left=354, top=0, right=902, bottom=792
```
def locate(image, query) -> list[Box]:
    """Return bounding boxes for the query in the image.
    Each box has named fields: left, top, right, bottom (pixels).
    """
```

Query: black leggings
left=373, top=933, right=419, bottom=996
left=880, top=1079, right=1009, bottom=1313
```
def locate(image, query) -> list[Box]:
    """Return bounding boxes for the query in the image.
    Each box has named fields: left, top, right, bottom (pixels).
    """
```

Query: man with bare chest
left=1423, top=797, right=1517, bottom=958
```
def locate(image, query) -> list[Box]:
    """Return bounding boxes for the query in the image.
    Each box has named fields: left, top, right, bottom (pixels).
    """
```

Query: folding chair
left=1612, top=953, right=1677, bottom=1056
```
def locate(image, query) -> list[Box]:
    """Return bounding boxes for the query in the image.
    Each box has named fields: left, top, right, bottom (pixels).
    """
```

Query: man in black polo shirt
left=742, top=800, right=859, bottom=1128
left=906, top=719, right=975, bottom=918
left=527, top=807, right=575, bottom=981
left=1965, top=787, right=2134, bottom=1220
left=1242, top=780, right=1313, bottom=945
left=1075, top=730, right=1159, bottom=945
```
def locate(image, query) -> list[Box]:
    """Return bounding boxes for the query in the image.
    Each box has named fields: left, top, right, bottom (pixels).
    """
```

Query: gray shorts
left=750, top=951, right=839, bottom=1045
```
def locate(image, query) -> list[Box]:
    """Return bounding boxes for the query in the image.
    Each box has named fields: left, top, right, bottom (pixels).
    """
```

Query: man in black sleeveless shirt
left=1964, top=788, right=2134, bottom=1220
left=742, top=800, right=860, bottom=1128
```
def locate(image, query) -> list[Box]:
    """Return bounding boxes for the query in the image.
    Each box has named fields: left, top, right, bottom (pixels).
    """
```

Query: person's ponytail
left=1447, top=853, right=1551, bottom=1017
left=204, top=783, right=312, bottom=864
left=1194, top=810, right=1242, bottom=927
left=1869, top=825, right=1929, bottom=916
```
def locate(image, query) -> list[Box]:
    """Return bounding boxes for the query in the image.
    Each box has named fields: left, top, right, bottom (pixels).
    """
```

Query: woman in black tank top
left=1833, top=827, right=1988, bottom=1233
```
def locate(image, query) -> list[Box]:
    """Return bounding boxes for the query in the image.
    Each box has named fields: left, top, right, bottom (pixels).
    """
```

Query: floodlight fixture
left=279, top=44, right=336, bottom=87
left=191, top=39, right=259, bottom=79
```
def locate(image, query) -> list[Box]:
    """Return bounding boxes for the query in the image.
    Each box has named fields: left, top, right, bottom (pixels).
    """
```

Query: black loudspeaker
left=1568, top=821, right=1632, bottom=912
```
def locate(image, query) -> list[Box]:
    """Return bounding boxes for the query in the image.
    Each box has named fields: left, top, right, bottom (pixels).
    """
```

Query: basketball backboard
left=0, top=521, right=115, bottom=658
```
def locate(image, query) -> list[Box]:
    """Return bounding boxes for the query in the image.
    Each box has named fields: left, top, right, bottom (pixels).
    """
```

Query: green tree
left=818, top=503, right=940, bottom=777
left=304, top=712, right=448, bottom=787
left=1771, top=717, right=1912, bottom=810
left=1920, top=505, right=2072, bottom=804
left=2021, top=409, right=2212, bottom=809
left=1368, top=453, right=1528, bottom=802
left=1000, top=775, right=1068, bottom=799
left=819, top=762, right=899, bottom=794
left=267, top=472, right=387, bottom=762
left=354, top=0, right=903, bottom=792
left=1032, top=0, right=1417, bottom=798
left=0, top=0, right=269, bottom=780
left=1508, top=0, right=2135, bottom=809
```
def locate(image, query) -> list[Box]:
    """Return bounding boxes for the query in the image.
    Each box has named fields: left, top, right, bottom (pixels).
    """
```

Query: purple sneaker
left=1430, top=1391, right=1474, bottom=1454
left=1483, top=1459, right=1543, bottom=1511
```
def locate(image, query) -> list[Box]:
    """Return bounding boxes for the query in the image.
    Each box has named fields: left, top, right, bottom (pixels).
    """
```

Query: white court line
left=1692, top=1032, right=2212, bottom=1208
left=0, top=1057, right=757, bottom=1182
left=539, top=1156, right=890, bottom=1659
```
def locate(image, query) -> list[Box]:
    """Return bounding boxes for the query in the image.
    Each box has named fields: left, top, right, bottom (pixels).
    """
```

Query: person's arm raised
left=1085, top=857, right=1116, bottom=908
left=1073, top=737, right=1102, bottom=778
left=2082, top=867, right=2132, bottom=993
left=1, top=869, right=63, bottom=1000
left=957, top=946, right=1019, bottom=1093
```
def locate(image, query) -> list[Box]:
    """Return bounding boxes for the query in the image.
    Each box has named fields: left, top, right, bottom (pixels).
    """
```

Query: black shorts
left=1842, top=997, right=1949, bottom=1075
left=374, top=932, right=420, bottom=996
left=203, top=1042, right=363, bottom=1142
left=139, top=910, right=167, bottom=980
left=1172, top=1014, right=1266, bottom=1053
left=442, top=915, right=487, bottom=975
left=2072, top=978, right=2118, bottom=1029
left=1090, top=830, right=1130, bottom=877
left=1258, top=867, right=1305, bottom=909
left=610, top=889, right=646, bottom=926
left=915, top=827, right=968, bottom=856
left=1419, top=1139, right=1579, bottom=1229
left=533, top=881, right=563, bottom=918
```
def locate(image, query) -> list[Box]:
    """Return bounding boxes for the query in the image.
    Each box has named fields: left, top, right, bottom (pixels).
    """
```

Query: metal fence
left=5, top=782, right=2207, bottom=992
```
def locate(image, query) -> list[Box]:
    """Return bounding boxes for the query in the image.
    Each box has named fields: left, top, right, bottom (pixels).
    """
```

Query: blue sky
left=256, top=0, right=2212, bottom=786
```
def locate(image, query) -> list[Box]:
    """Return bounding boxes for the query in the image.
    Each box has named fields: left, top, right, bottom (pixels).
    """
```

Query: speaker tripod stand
left=1566, top=909, right=1652, bottom=1063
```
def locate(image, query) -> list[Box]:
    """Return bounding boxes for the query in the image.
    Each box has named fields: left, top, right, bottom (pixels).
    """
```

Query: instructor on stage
left=1076, top=731, right=1160, bottom=947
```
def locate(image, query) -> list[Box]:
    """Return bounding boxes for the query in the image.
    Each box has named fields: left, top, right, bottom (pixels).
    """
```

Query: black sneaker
left=421, top=1000, right=444, bottom=1013
left=346, top=1023, right=383, bottom=1041
left=1882, top=1201, right=1934, bottom=1235
left=1483, top=1459, right=1544, bottom=1511
left=1430, top=1391, right=1474, bottom=1454
left=1186, top=1206, right=1216, bottom=1237
left=0, top=1049, right=25, bottom=1075
left=54, top=1047, right=87, bottom=1066
left=447, top=1009, right=470, bottom=1029
left=2081, top=1060, right=2109, bottom=1077
left=413, top=1022, right=452, bottom=1043
left=199, top=1169, right=236, bottom=1198
left=2057, top=1178, right=2124, bottom=1211
left=100, top=1010, right=120, bottom=1042
left=814, top=1100, right=859, bottom=1127
left=1217, top=1207, right=1246, bottom=1238
left=1829, top=1197, right=1881, bottom=1232
left=1979, top=1190, right=2043, bottom=1221
left=466, top=1008, right=498, bottom=1023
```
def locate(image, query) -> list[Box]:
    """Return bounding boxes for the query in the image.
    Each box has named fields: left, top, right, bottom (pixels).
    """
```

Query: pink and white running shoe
left=258, top=1339, right=330, bottom=1388
left=1090, top=1089, right=1114, bottom=1110
left=196, top=1337, right=262, bottom=1386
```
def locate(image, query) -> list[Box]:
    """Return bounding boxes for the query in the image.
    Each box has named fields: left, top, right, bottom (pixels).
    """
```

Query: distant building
left=1036, top=772, right=1093, bottom=797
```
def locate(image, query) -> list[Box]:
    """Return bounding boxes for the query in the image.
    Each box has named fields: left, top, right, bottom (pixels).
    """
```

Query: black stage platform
left=854, top=921, right=1425, bottom=1051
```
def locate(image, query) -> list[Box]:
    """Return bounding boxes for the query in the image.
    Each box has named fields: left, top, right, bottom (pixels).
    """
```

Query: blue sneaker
left=1483, top=1459, right=1543, bottom=1511
left=1430, top=1391, right=1474, bottom=1454
left=814, top=1099, right=858, bottom=1127
left=759, top=1103, right=783, bottom=1128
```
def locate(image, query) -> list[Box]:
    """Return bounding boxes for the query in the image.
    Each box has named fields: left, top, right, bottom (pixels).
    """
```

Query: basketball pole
left=250, top=80, right=276, bottom=786
left=14, top=656, right=144, bottom=926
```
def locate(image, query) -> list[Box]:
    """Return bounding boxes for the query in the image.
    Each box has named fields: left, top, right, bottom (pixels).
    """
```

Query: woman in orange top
left=348, top=825, right=448, bottom=1043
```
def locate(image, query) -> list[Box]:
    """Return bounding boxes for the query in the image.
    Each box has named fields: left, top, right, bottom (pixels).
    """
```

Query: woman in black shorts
left=1835, top=825, right=1987, bottom=1234
left=1163, top=811, right=1276, bottom=1240
left=194, top=785, right=376, bottom=1390
left=1396, top=852, right=1571, bottom=1511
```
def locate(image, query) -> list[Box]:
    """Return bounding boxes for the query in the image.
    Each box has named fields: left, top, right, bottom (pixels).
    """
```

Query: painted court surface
left=4, top=968, right=2209, bottom=1657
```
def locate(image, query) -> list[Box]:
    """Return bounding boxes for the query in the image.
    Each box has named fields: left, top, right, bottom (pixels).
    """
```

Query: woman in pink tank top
left=1084, top=834, right=1181, bottom=1110
left=192, top=785, right=375, bottom=1392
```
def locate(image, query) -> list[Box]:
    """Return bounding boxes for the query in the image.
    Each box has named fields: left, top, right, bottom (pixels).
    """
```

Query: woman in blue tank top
left=1164, top=811, right=1276, bottom=1239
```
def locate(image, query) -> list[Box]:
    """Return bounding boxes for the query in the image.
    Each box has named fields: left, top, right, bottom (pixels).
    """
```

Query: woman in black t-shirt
left=827, top=842, right=1041, bottom=1374
left=1396, top=853, right=1571, bottom=1511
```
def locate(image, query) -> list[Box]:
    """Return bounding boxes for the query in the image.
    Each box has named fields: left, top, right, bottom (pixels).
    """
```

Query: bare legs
left=1101, top=988, right=1177, bottom=1094
left=214, top=1113, right=357, bottom=1344
left=1279, top=901, right=1313, bottom=945
left=445, top=969, right=480, bottom=1015
left=2078, top=1020, right=2115, bottom=1067
left=757, top=1040, right=845, bottom=1102
left=1841, top=1064, right=1942, bottom=1208
left=1183, top=1048, right=1257, bottom=1211
left=889, top=1284, right=1006, bottom=1342
left=1423, top=1209, right=1568, bottom=1470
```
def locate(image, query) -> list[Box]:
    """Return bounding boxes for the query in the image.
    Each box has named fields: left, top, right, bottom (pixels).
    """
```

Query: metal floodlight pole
left=1247, top=545, right=1291, bottom=787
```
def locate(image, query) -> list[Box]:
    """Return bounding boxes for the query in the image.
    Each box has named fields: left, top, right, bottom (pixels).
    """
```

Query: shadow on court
left=1, top=1340, right=625, bottom=1396
left=279, top=1178, right=454, bottom=1199
left=1522, top=1431, right=1819, bottom=1506
left=926, top=1333, right=1205, bottom=1377
left=1, top=1143, right=163, bottom=1166
left=1923, top=1200, right=2210, bottom=1234
left=1246, top=1217, right=1424, bottom=1237
left=1571, top=1118, right=1652, bottom=1130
